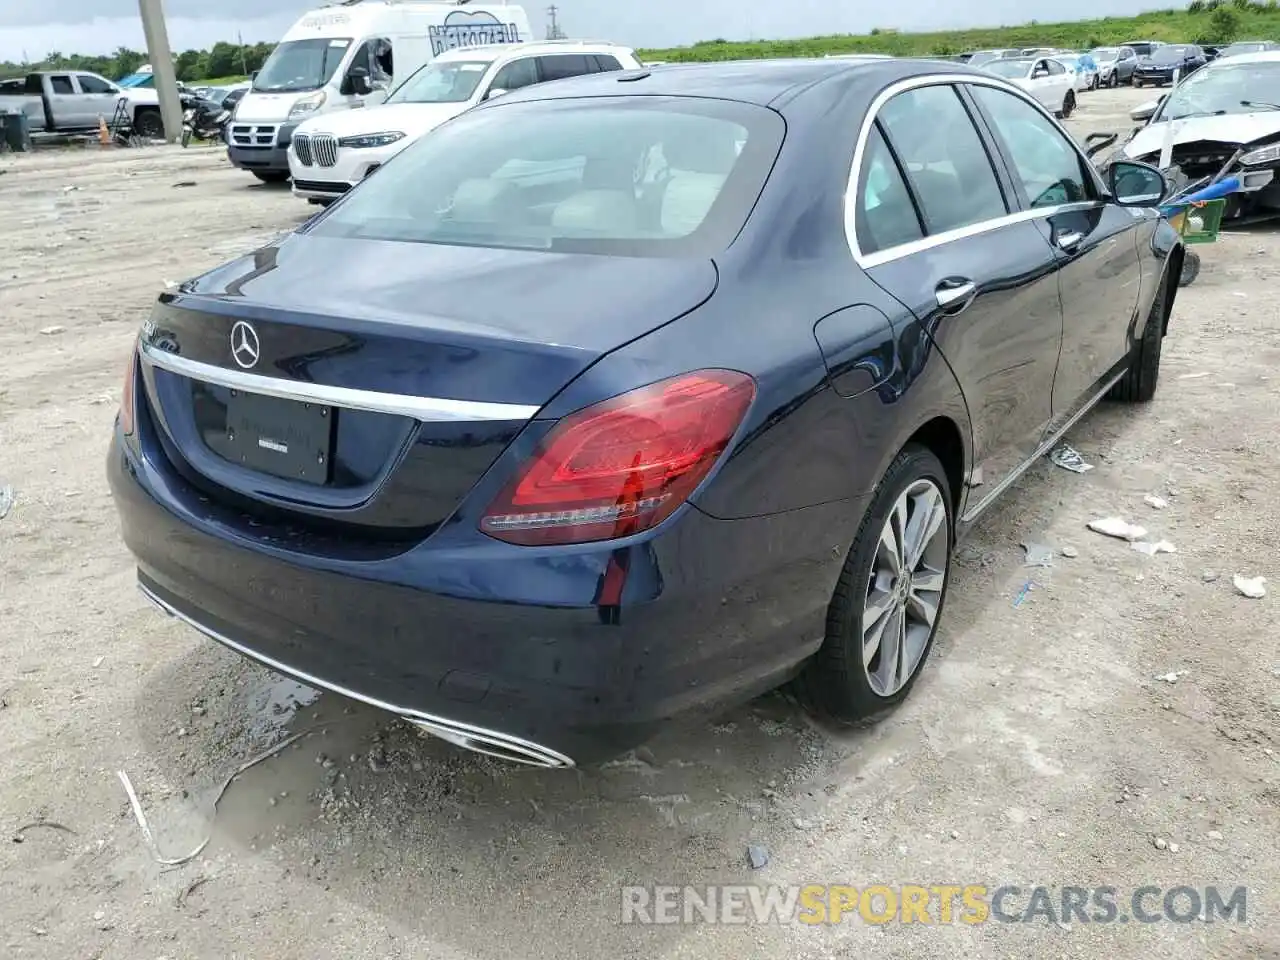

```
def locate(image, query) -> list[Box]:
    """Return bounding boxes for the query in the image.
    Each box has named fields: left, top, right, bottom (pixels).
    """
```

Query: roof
left=487, top=57, right=961, bottom=108
left=1209, top=50, right=1280, bottom=64
left=435, top=39, right=632, bottom=62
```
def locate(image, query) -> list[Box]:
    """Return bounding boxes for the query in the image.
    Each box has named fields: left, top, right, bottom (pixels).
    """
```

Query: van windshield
left=254, top=38, right=352, bottom=93
left=386, top=60, right=493, bottom=104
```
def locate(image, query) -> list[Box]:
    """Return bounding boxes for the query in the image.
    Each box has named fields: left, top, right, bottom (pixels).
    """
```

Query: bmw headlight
left=287, top=91, right=327, bottom=120
left=337, top=131, right=406, bottom=149
left=1240, top=143, right=1280, bottom=166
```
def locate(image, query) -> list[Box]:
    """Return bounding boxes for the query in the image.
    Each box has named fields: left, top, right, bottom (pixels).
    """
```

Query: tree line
left=0, top=41, right=276, bottom=84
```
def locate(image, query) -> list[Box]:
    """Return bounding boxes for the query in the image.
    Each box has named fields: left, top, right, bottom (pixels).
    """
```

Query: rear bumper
left=108, top=424, right=861, bottom=765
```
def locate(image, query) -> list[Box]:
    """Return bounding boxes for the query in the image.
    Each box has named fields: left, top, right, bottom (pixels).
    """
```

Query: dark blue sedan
left=109, top=58, right=1184, bottom=767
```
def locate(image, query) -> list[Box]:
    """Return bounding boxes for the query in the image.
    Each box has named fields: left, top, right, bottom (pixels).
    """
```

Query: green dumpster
left=0, top=110, right=32, bottom=152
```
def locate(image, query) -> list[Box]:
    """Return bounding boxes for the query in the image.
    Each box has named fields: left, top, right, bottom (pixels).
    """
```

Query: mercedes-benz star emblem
left=230, top=321, right=260, bottom=370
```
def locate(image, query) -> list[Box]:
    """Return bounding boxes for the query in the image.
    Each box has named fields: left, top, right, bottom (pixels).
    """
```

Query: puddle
left=243, top=673, right=320, bottom=741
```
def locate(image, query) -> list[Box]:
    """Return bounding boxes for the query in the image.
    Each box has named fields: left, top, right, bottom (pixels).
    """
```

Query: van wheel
left=790, top=445, right=953, bottom=725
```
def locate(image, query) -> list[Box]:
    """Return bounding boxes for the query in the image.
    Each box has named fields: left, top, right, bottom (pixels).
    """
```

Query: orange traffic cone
left=98, top=116, right=110, bottom=146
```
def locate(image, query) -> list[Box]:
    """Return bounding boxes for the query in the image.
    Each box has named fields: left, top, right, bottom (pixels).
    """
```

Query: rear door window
left=875, top=84, right=1008, bottom=236
left=593, top=55, right=624, bottom=72
left=489, top=57, right=539, bottom=93
left=855, top=125, right=924, bottom=255
left=50, top=75, right=75, bottom=95
left=537, top=55, right=596, bottom=82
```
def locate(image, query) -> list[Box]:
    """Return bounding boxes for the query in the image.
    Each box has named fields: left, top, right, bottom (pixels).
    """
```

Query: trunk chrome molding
left=139, top=340, right=541, bottom=424
left=137, top=581, right=575, bottom=769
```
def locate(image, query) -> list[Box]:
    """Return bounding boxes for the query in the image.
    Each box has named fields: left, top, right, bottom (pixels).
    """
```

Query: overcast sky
left=1, top=0, right=1173, bottom=63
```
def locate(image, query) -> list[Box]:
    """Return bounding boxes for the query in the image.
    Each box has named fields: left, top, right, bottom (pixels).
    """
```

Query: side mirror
left=1108, top=160, right=1168, bottom=206
left=1130, top=95, right=1165, bottom=122
left=485, top=87, right=509, bottom=100
left=345, top=65, right=372, bottom=96
left=1032, top=68, right=1049, bottom=78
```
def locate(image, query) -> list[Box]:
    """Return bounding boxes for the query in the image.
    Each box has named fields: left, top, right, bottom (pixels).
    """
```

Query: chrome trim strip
left=137, top=581, right=575, bottom=768
left=961, top=369, right=1127, bottom=523
left=139, top=340, right=541, bottom=424
left=845, top=72, right=1109, bottom=268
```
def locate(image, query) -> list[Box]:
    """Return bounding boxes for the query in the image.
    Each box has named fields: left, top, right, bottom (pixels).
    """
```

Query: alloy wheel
left=862, top=478, right=948, bottom=698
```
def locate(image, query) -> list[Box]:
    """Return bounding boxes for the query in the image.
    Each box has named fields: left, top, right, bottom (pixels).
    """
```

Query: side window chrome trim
left=858, top=201, right=1102, bottom=268
left=846, top=73, right=1107, bottom=268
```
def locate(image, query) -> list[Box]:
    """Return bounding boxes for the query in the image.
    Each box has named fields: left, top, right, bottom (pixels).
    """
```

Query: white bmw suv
left=288, top=40, right=643, bottom=204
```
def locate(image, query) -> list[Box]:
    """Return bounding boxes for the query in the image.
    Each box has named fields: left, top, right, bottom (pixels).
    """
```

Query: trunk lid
left=138, top=233, right=717, bottom=538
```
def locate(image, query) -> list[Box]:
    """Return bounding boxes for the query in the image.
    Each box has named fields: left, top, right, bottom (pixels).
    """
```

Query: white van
left=227, top=0, right=532, bottom=183
left=288, top=40, right=641, bottom=203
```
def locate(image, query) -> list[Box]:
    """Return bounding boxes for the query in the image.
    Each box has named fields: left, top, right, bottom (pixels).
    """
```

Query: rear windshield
left=985, top=59, right=1031, bottom=78
left=309, top=96, right=784, bottom=258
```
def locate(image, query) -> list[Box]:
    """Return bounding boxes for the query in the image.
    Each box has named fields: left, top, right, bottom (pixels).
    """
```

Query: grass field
left=637, top=6, right=1280, bottom=61
left=176, top=5, right=1280, bottom=83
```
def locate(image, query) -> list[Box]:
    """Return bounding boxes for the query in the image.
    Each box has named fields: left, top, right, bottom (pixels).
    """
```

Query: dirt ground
left=1, top=84, right=1278, bottom=959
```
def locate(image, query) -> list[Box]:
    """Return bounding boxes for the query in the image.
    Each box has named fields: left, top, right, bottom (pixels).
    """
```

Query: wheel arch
left=903, top=416, right=968, bottom=517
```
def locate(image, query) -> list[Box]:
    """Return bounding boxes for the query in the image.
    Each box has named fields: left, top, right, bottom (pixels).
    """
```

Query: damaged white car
left=1120, top=51, right=1280, bottom=222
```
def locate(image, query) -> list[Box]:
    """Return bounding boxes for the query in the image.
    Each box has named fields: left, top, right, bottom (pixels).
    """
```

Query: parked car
left=960, top=50, right=1018, bottom=67
left=1091, top=45, right=1139, bottom=86
left=1122, top=40, right=1165, bottom=58
left=1216, top=40, right=1280, bottom=60
left=1052, top=53, right=1097, bottom=91
left=1121, top=51, right=1280, bottom=221
left=1133, top=44, right=1208, bottom=86
left=0, top=70, right=165, bottom=137
left=288, top=40, right=642, bottom=204
left=981, top=56, right=1077, bottom=117
left=108, top=57, right=1182, bottom=767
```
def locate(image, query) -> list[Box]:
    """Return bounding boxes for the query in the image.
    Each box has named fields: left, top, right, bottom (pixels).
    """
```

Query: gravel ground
left=1, top=86, right=1277, bottom=959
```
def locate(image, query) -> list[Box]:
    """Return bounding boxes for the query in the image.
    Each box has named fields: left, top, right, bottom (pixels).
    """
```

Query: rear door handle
left=935, top=278, right=977, bottom=313
left=1056, top=230, right=1084, bottom=250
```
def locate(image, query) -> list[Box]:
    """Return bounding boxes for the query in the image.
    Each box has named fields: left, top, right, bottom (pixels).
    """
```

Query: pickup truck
left=0, top=71, right=164, bottom=138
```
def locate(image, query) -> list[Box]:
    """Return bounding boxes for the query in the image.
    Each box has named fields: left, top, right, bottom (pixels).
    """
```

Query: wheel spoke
left=906, top=584, right=939, bottom=627
left=877, top=517, right=902, bottom=577
left=874, top=605, right=903, bottom=686
left=863, top=598, right=893, bottom=668
left=904, top=488, right=945, bottom=570
left=911, top=565, right=945, bottom=594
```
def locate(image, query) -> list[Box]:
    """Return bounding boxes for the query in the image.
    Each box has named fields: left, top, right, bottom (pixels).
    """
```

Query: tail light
left=120, top=339, right=139, bottom=436
left=481, top=370, right=756, bottom=546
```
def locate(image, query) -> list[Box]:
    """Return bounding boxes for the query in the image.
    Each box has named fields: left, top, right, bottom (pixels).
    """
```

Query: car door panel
left=853, top=82, right=1063, bottom=497
left=967, top=82, right=1143, bottom=431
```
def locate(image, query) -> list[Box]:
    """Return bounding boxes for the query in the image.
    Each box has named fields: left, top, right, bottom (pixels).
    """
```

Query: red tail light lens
left=481, top=370, right=756, bottom=546
left=120, top=339, right=139, bottom=436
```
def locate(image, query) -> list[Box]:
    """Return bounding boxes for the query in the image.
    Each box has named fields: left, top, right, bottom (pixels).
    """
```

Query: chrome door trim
left=961, top=368, right=1126, bottom=523
left=139, top=340, right=541, bottom=423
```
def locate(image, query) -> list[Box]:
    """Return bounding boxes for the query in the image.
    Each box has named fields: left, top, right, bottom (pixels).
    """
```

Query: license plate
left=223, top=390, right=334, bottom=484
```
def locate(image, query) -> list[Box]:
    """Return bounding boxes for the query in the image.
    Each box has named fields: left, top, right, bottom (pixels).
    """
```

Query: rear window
left=310, top=96, right=783, bottom=258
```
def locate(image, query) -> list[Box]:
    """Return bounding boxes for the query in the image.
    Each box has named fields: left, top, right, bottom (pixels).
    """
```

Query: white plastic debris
left=1050, top=444, right=1093, bottom=473
left=1022, top=542, right=1055, bottom=567
left=1088, top=517, right=1148, bottom=541
left=39, top=325, right=65, bottom=336
left=1155, top=671, right=1182, bottom=683
left=1177, top=372, right=1210, bottom=380
left=1144, top=495, right=1168, bottom=509
left=1132, top=540, right=1176, bottom=556
left=1233, top=575, right=1267, bottom=599
left=0, top=485, right=12, bottom=520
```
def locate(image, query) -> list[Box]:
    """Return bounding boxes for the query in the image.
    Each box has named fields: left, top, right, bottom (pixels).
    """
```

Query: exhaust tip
left=409, top=720, right=574, bottom=769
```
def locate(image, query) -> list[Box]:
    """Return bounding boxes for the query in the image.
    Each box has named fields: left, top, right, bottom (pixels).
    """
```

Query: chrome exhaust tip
left=408, top=719, right=573, bottom=768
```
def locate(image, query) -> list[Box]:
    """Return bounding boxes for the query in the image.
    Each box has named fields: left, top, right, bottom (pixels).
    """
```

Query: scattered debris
left=1060, top=545, right=1079, bottom=558
left=176, top=875, right=213, bottom=908
left=1203, top=570, right=1220, bottom=583
left=172, top=181, right=198, bottom=188
left=1144, top=495, right=1169, bottom=509
left=63, top=185, right=79, bottom=193
left=1088, top=517, right=1148, bottom=541
left=1233, top=575, right=1267, bottom=599
left=1013, top=580, right=1033, bottom=608
left=1207, top=830, right=1224, bottom=841
left=1022, top=541, right=1055, bottom=567
left=11, top=820, right=75, bottom=843
left=1153, top=836, right=1168, bottom=850
left=92, top=656, right=105, bottom=668
left=1155, top=671, right=1183, bottom=684
left=1169, top=842, right=1180, bottom=853
left=1132, top=539, right=1177, bottom=556
left=746, top=844, right=770, bottom=870
left=1177, top=371, right=1210, bottom=380
left=38, top=325, right=65, bottom=336
left=1049, top=444, right=1093, bottom=473
left=117, top=727, right=316, bottom=865
left=0, top=485, right=12, bottom=520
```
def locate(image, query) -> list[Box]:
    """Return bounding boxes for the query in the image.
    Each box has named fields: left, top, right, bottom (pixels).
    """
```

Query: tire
left=1110, top=72, right=1120, bottom=88
left=1061, top=90, right=1076, bottom=118
left=132, top=108, right=164, bottom=139
left=790, top=444, right=954, bottom=725
left=1177, top=250, right=1201, bottom=287
left=252, top=170, right=291, bottom=184
left=1133, top=76, right=1143, bottom=87
left=180, top=127, right=191, bottom=148
left=1108, top=261, right=1174, bottom=402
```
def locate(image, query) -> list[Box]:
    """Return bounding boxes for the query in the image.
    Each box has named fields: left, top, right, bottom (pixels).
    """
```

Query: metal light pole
left=137, top=0, right=184, bottom=141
